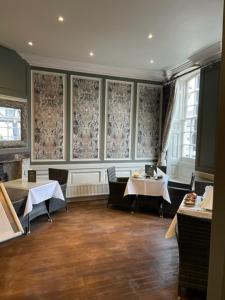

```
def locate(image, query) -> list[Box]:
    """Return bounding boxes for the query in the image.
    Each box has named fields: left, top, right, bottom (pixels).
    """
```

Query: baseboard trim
left=67, top=194, right=108, bottom=202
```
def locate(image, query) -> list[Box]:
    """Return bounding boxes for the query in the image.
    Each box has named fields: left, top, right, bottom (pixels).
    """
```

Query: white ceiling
left=0, top=0, right=223, bottom=79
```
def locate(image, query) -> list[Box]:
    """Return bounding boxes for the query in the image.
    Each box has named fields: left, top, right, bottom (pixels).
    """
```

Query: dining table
left=4, top=178, right=64, bottom=217
left=165, top=196, right=212, bottom=239
left=124, top=168, right=171, bottom=203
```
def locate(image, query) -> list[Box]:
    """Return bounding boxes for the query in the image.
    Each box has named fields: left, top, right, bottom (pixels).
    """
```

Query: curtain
left=158, top=80, right=177, bottom=166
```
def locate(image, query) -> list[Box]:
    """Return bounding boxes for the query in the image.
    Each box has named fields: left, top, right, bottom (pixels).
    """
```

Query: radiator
left=67, top=183, right=109, bottom=198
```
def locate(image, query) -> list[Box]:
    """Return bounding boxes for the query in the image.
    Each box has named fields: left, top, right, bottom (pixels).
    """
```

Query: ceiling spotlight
left=89, top=51, right=94, bottom=57
left=58, top=16, right=64, bottom=22
left=148, top=33, right=154, bottom=39
left=28, top=41, right=33, bottom=46
left=150, top=59, right=154, bottom=64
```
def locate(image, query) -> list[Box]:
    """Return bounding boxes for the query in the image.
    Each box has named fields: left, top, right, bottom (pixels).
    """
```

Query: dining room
left=0, top=1, right=225, bottom=299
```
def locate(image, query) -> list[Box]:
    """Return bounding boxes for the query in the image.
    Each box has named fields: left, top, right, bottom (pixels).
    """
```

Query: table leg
left=131, top=195, right=138, bottom=214
left=26, top=214, right=31, bottom=235
left=160, top=201, right=164, bottom=218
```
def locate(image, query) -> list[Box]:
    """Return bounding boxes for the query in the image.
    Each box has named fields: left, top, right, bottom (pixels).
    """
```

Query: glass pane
left=192, top=118, right=197, bottom=131
left=190, top=145, right=196, bottom=159
left=186, top=105, right=196, bottom=117
left=182, top=145, right=190, bottom=158
left=183, top=133, right=191, bottom=144
left=184, top=119, right=191, bottom=132
left=0, top=107, right=21, bottom=141
left=187, top=77, right=196, bottom=93
left=191, top=132, right=197, bottom=145
left=187, top=93, right=195, bottom=106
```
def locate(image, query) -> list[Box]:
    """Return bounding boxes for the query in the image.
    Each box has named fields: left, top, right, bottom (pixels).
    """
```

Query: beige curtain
left=158, top=81, right=177, bottom=166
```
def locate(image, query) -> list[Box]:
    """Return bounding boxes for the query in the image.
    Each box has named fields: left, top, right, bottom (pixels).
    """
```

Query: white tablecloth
left=124, top=175, right=170, bottom=203
left=4, top=179, right=64, bottom=216
left=165, top=196, right=212, bottom=239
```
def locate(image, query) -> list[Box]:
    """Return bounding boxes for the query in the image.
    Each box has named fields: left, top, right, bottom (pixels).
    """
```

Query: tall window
left=182, top=74, right=200, bottom=159
left=167, top=70, right=200, bottom=180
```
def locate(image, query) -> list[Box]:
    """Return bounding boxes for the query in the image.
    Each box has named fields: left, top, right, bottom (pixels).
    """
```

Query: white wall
left=30, top=162, right=149, bottom=200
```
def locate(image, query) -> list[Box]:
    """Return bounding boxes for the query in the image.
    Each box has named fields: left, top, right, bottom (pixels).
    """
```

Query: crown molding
left=165, top=41, right=222, bottom=80
left=165, top=61, right=194, bottom=80
left=188, top=41, right=221, bottom=65
left=19, top=52, right=164, bottom=82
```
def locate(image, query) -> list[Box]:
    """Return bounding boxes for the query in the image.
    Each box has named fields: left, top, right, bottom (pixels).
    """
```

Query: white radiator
left=67, top=183, right=109, bottom=198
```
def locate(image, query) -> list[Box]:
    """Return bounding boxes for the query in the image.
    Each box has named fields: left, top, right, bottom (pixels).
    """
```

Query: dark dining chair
left=107, top=167, right=134, bottom=210
left=6, top=187, right=51, bottom=234
left=157, top=165, right=167, bottom=174
left=168, top=173, right=195, bottom=190
left=177, top=213, right=211, bottom=298
left=162, top=173, right=195, bottom=218
left=194, top=180, right=214, bottom=196
left=48, top=168, right=69, bottom=213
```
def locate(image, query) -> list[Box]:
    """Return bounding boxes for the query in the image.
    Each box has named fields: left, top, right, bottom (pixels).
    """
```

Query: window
left=0, top=107, right=21, bottom=141
left=167, top=70, right=200, bottom=180
left=182, top=74, right=200, bottom=159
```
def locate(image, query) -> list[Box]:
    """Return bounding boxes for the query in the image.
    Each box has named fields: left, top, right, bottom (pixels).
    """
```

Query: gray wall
left=0, top=45, right=30, bottom=158
left=195, top=61, right=220, bottom=174
left=0, top=45, right=29, bottom=99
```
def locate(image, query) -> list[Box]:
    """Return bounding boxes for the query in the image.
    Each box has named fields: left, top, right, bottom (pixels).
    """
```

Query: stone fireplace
left=0, top=152, right=30, bottom=181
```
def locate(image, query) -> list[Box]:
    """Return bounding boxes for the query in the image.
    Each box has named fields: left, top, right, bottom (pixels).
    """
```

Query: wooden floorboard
left=0, top=201, right=206, bottom=300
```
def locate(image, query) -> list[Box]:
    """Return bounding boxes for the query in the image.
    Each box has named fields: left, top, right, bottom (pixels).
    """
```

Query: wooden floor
left=0, top=201, right=206, bottom=300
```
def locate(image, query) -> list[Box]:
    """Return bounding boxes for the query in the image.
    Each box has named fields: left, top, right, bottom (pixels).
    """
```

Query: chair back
left=157, top=165, right=167, bottom=174
left=48, top=168, right=68, bottom=185
left=195, top=180, right=214, bottom=195
left=107, top=167, right=117, bottom=182
left=145, top=165, right=155, bottom=176
left=177, top=213, right=211, bottom=291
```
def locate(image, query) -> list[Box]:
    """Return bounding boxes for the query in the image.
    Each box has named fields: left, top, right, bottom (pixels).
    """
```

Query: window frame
left=180, top=72, right=200, bottom=161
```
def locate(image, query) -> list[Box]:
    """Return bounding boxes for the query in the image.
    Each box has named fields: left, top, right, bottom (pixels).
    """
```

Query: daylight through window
left=0, top=107, right=21, bottom=141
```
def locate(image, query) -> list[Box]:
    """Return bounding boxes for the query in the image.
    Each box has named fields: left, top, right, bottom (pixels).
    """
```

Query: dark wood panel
left=196, top=61, right=220, bottom=174
left=0, top=201, right=205, bottom=299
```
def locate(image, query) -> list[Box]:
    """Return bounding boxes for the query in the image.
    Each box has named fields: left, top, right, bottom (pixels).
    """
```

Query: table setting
left=165, top=185, right=214, bottom=239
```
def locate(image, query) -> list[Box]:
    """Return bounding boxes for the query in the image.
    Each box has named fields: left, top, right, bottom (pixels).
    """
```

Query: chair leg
left=47, top=211, right=53, bottom=222
left=177, top=284, right=181, bottom=299
left=65, top=202, right=69, bottom=212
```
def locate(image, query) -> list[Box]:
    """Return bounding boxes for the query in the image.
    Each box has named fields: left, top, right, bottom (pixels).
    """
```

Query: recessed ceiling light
left=58, top=16, right=64, bottom=22
left=148, top=33, right=154, bottom=39
left=150, top=59, right=154, bottom=64
left=89, top=51, right=94, bottom=57
left=28, top=41, right=33, bottom=46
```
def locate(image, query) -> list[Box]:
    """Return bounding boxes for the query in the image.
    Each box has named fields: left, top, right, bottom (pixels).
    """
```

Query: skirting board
left=68, top=194, right=108, bottom=203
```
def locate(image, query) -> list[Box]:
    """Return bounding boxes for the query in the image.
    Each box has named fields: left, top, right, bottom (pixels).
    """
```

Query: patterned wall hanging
left=31, top=70, right=66, bottom=161
left=105, top=80, right=133, bottom=160
left=135, top=83, right=161, bottom=160
left=71, top=76, right=101, bottom=160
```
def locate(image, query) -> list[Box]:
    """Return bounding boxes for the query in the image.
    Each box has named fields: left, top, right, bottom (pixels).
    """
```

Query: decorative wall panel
left=105, top=80, right=133, bottom=160
left=71, top=76, right=101, bottom=160
left=31, top=71, right=66, bottom=161
left=135, top=83, right=161, bottom=159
